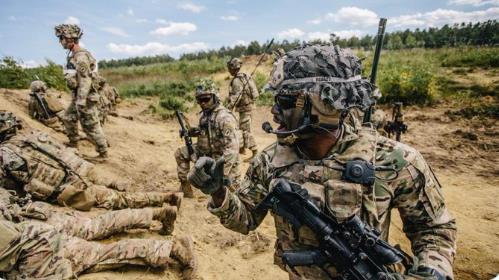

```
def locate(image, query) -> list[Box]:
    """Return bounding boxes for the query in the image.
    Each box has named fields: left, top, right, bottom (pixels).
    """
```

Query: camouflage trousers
left=174, top=144, right=241, bottom=188
left=63, top=100, right=107, bottom=153
left=8, top=216, right=173, bottom=279
left=58, top=183, right=171, bottom=211
left=238, top=110, right=256, bottom=150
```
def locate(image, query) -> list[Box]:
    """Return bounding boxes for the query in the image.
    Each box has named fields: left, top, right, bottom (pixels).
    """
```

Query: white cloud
left=64, top=16, right=80, bottom=25
left=307, top=18, right=322, bottom=25
left=101, top=27, right=130, bottom=37
left=8, top=16, right=16, bottom=21
left=277, top=28, right=305, bottom=39
left=326, top=7, right=379, bottom=27
left=107, top=41, right=209, bottom=56
left=220, top=15, right=240, bottom=21
left=448, top=0, right=499, bottom=6
left=178, top=3, right=205, bottom=13
left=390, top=7, right=499, bottom=28
left=20, top=60, right=44, bottom=68
left=156, top=18, right=168, bottom=24
left=127, top=8, right=134, bottom=16
left=233, top=40, right=247, bottom=46
left=136, top=18, right=148, bottom=23
left=150, top=22, right=197, bottom=36
left=331, top=30, right=363, bottom=39
left=307, top=32, right=330, bottom=41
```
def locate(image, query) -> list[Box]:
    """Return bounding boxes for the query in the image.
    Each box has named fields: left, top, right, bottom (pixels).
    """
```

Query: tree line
left=98, top=20, right=498, bottom=69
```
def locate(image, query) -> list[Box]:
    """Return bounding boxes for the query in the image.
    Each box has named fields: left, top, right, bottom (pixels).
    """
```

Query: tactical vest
left=230, top=73, right=257, bottom=109
left=2, top=132, right=93, bottom=201
left=197, top=106, right=237, bottom=157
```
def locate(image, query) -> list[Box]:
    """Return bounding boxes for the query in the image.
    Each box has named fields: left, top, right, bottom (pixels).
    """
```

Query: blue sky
left=1, top=0, right=498, bottom=66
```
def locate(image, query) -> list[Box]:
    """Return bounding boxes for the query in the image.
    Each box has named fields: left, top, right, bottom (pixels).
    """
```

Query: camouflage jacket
left=227, top=73, right=259, bottom=112
left=66, top=48, right=99, bottom=107
left=208, top=126, right=457, bottom=279
left=0, top=130, right=93, bottom=202
left=196, top=104, right=241, bottom=181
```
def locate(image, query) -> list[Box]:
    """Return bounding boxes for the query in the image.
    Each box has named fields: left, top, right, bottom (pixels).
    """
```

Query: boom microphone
left=261, top=121, right=310, bottom=136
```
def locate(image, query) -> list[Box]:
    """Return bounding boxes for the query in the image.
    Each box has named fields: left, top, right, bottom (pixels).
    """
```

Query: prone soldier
left=174, top=79, right=240, bottom=198
left=188, top=45, right=457, bottom=279
left=0, top=111, right=182, bottom=213
left=226, top=58, right=259, bottom=160
left=28, top=80, right=65, bottom=132
left=0, top=188, right=196, bottom=279
left=54, top=24, right=108, bottom=158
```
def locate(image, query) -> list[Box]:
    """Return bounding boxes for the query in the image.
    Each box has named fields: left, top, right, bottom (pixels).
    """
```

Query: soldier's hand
left=188, top=156, right=224, bottom=195
left=188, top=127, right=201, bottom=137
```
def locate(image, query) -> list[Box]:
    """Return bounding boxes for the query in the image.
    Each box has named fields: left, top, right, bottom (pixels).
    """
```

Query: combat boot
left=98, top=151, right=108, bottom=159
left=171, top=236, right=198, bottom=280
left=164, top=192, right=183, bottom=210
left=154, top=205, right=177, bottom=235
left=179, top=181, right=194, bottom=198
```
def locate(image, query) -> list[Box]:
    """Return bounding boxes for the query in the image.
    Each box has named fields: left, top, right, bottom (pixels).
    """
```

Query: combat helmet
left=30, top=80, right=47, bottom=93
left=267, top=44, right=377, bottom=133
left=195, top=79, right=219, bottom=98
left=54, top=24, right=83, bottom=39
left=0, top=111, right=22, bottom=141
left=227, top=57, right=242, bottom=70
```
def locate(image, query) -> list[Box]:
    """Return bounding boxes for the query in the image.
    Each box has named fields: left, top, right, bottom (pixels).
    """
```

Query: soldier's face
left=197, top=95, right=214, bottom=111
left=59, top=37, right=74, bottom=50
left=272, top=94, right=305, bottom=133
left=228, top=67, right=239, bottom=76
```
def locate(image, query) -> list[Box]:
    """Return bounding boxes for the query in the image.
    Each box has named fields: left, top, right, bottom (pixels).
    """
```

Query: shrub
left=159, top=96, right=188, bottom=112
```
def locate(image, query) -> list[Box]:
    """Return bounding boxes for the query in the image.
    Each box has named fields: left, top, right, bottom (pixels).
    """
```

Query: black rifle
left=384, top=102, right=408, bottom=141
left=31, top=92, right=51, bottom=119
left=363, top=18, right=387, bottom=125
left=175, top=110, right=195, bottom=158
left=256, top=179, right=405, bottom=280
left=229, top=38, right=274, bottom=111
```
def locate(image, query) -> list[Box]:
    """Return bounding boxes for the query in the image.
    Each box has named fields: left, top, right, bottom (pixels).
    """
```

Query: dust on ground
left=1, top=86, right=497, bottom=280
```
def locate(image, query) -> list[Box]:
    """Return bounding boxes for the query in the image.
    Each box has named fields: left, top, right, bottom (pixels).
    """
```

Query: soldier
left=188, top=45, right=457, bottom=279
left=0, top=188, right=177, bottom=237
left=0, top=189, right=197, bottom=279
left=174, top=79, right=240, bottom=198
left=0, top=111, right=182, bottom=213
left=226, top=58, right=259, bottom=160
left=28, top=80, right=66, bottom=132
left=54, top=24, right=108, bottom=158
left=94, top=75, right=122, bottom=125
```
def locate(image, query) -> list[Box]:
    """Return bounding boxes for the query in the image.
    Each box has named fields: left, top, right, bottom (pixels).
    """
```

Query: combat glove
left=188, top=156, right=225, bottom=195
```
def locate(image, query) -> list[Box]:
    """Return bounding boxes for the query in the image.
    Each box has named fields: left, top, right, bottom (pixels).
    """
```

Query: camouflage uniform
left=227, top=60, right=259, bottom=153
left=55, top=24, right=107, bottom=155
left=197, top=45, right=457, bottom=279
left=0, top=215, right=193, bottom=279
left=28, top=80, right=66, bottom=132
left=0, top=129, right=179, bottom=211
left=175, top=103, right=241, bottom=188
left=94, top=75, right=121, bottom=125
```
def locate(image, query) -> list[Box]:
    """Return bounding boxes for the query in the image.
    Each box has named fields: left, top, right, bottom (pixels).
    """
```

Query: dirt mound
left=1, top=88, right=498, bottom=280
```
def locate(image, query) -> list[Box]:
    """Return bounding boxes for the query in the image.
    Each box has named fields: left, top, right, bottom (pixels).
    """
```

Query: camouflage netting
left=269, top=44, right=377, bottom=111
left=54, top=24, right=82, bottom=39
left=30, top=80, right=47, bottom=92
left=195, top=79, right=219, bottom=97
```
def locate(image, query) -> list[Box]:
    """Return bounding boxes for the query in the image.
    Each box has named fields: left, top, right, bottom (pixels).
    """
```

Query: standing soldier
left=28, top=80, right=65, bottom=132
left=54, top=24, right=108, bottom=159
left=175, top=79, right=240, bottom=198
left=226, top=58, right=259, bottom=161
left=187, top=45, right=457, bottom=279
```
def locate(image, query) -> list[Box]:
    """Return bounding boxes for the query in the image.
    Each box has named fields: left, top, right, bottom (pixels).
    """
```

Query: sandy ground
left=0, top=85, right=497, bottom=280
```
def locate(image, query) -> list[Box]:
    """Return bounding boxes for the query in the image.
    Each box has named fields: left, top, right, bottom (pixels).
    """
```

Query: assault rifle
left=363, top=18, right=387, bottom=126
left=175, top=110, right=195, bottom=158
left=384, top=102, right=408, bottom=141
left=229, top=38, right=274, bottom=111
left=30, top=92, right=51, bottom=120
left=256, top=179, right=405, bottom=280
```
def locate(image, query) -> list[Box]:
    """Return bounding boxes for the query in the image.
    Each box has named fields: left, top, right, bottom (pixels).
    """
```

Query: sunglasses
left=275, top=95, right=298, bottom=110
left=196, top=96, right=212, bottom=104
